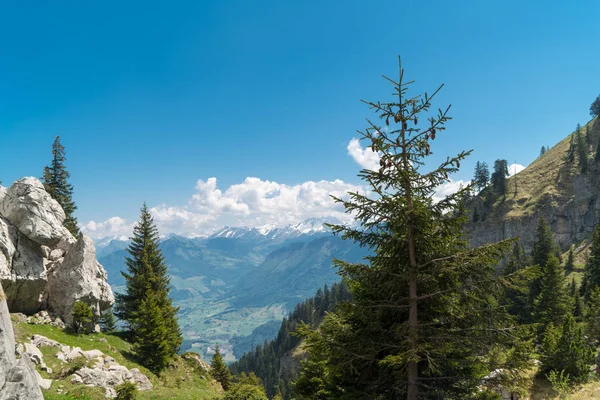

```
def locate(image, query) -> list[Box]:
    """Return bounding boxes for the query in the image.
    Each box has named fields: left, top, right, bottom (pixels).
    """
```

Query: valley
left=95, top=217, right=367, bottom=362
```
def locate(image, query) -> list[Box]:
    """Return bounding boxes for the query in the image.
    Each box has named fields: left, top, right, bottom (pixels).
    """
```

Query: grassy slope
left=11, top=315, right=222, bottom=400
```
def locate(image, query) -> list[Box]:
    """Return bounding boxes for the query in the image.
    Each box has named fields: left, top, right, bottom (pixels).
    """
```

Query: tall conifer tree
left=490, top=159, right=509, bottom=197
left=296, top=59, right=530, bottom=400
left=42, top=136, right=79, bottom=236
left=115, top=204, right=182, bottom=372
left=582, top=223, right=600, bottom=299
left=211, top=345, right=231, bottom=391
left=534, top=255, right=570, bottom=327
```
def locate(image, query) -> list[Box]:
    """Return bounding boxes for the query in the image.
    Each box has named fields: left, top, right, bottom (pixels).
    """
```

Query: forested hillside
left=229, top=281, right=350, bottom=399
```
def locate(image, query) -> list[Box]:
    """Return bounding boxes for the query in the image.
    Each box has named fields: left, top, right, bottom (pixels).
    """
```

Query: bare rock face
left=0, top=282, right=44, bottom=399
left=0, top=178, right=114, bottom=323
left=0, top=178, right=74, bottom=249
left=46, top=233, right=114, bottom=325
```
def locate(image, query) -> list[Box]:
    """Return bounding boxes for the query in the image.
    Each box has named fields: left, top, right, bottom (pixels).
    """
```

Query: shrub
left=72, top=301, right=93, bottom=334
left=115, top=381, right=138, bottom=400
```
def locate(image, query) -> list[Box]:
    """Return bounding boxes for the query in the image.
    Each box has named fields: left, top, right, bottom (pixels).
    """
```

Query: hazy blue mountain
left=232, top=235, right=368, bottom=307
left=94, top=217, right=364, bottom=361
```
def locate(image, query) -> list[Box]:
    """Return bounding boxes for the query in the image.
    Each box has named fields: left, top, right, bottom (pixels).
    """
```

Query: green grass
left=11, top=315, right=222, bottom=400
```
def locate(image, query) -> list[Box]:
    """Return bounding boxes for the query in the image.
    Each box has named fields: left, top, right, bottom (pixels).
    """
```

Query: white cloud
left=508, top=163, right=526, bottom=177
left=432, top=179, right=468, bottom=203
left=83, top=177, right=366, bottom=238
left=83, top=216, right=135, bottom=239
left=347, top=138, right=380, bottom=170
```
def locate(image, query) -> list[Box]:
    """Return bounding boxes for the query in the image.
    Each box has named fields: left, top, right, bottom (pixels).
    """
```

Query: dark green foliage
left=223, top=373, right=268, bottom=400
left=115, top=381, right=138, bottom=400
left=576, top=124, right=589, bottom=173
left=573, top=289, right=584, bottom=319
left=98, top=308, right=117, bottom=332
left=531, top=218, right=561, bottom=268
left=529, top=218, right=562, bottom=316
left=473, top=161, right=490, bottom=193
left=584, top=288, right=600, bottom=345
left=296, top=60, right=531, bottom=399
left=115, top=204, right=182, bottom=373
left=534, top=255, right=570, bottom=327
left=71, top=301, right=93, bottom=334
left=211, top=345, right=231, bottom=391
left=582, top=223, right=600, bottom=299
left=590, top=95, right=600, bottom=118
left=567, top=134, right=576, bottom=163
left=42, top=136, right=79, bottom=236
left=132, top=291, right=173, bottom=374
left=293, top=358, right=337, bottom=400
left=491, top=159, right=509, bottom=197
left=230, top=281, right=350, bottom=399
left=565, top=246, right=575, bottom=273
left=540, top=146, right=546, bottom=156
left=502, top=243, right=537, bottom=323
left=540, top=314, right=594, bottom=384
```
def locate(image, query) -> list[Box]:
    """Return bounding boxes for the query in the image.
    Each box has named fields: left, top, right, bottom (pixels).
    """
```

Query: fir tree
left=567, top=134, right=576, bottom=163
left=115, top=204, right=182, bottom=372
left=132, top=291, right=172, bottom=373
left=502, top=242, right=535, bottom=323
left=42, top=136, right=79, bottom=236
left=584, top=287, right=600, bottom=344
left=541, top=314, right=594, bottom=383
left=98, top=308, right=117, bottom=332
left=540, top=146, right=546, bottom=156
left=211, top=345, right=231, bottom=391
left=72, top=301, right=93, bottom=334
left=297, top=59, right=531, bottom=400
left=576, top=124, right=589, bottom=173
left=531, top=217, right=561, bottom=269
left=490, top=159, right=509, bottom=197
left=573, top=289, right=584, bottom=319
left=473, top=161, right=489, bottom=193
left=529, top=217, right=561, bottom=305
left=565, top=246, right=575, bottom=273
left=591, top=95, right=600, bottom=118
left=534, top=255, right=570, bottom=327
left=582, top=223, right=600, bottom=299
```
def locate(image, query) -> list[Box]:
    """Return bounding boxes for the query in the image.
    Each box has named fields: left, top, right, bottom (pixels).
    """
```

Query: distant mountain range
left=93, top=217, right=367, bottom=361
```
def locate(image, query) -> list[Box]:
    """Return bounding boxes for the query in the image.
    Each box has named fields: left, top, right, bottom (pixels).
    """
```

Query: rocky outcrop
left=0, top=177, right=114, bottom=324
left=0, top=282, right=44, bottom=399
left=466, top=118, right=600, bottom=255
left=29, top=333, right=152, bottom=398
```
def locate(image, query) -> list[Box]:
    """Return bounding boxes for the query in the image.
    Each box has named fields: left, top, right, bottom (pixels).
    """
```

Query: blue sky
left=1, top=1, right=599, bottom=237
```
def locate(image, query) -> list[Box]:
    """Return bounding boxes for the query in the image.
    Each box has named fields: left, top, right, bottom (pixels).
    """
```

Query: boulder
left=0, top=177, right=113, bottom=322
left=0, top=283, right=16, bottom=389
left=71, top=365, right=152, bottom=396
left=46, top=232, right=114, bottom=325
left=0, top=358, right=45, bottom=400
left=0, top=282, right=44, bottom=399
left=31, top=334, right=61, bottom=348
left=24, top=342, right=44, bottom=364
left=0, top=177, right=74, bottom=249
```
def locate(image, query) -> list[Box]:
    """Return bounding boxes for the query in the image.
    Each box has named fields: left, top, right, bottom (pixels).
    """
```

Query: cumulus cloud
left=508, top=163, right=526, bottom=177
left=83, top=177, right=366, bottom=238
left=432, top=179, right=468, bottom=203
left=347, top=138, right=380, bottom=170
left=83, top=216, right=135, bottom=239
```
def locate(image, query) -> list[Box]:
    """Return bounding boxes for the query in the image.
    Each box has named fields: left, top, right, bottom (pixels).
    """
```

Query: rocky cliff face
left=0, top=282, right=44, bottom=399
left=466, top=118, right=600, bottom=254
left=0, top=177, right=113, bottom=325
